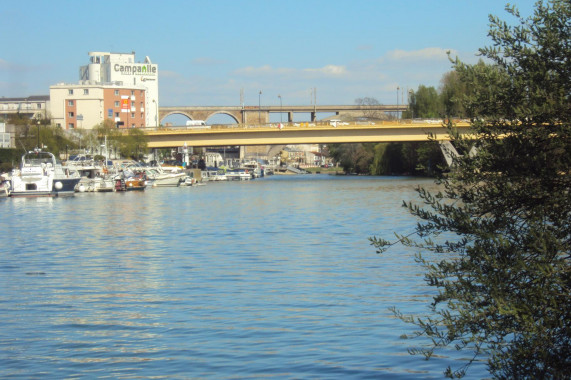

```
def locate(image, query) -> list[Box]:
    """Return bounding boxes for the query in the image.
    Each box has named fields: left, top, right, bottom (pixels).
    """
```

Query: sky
left=1, top=0, right=538, bottom=113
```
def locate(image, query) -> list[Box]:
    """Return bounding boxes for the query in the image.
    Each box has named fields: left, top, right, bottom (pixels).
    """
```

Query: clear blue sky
left=1, top=0, right=537, bottom=109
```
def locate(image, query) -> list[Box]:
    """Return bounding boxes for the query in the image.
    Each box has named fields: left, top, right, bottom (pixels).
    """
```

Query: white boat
left=202, top=168, right=227, bottom=181
left=10, top=149, right=81, bottom=197
left=0, top=175, right=10, bottom=197
left=242, top=161, right=263, bottom=178
left=66, top=155, right=116, bottom=192
left=75, top=166, right=115, bottom=192
left=141, top=166, right=186, bottom=187
left=226, top=168, right=251, bottom=181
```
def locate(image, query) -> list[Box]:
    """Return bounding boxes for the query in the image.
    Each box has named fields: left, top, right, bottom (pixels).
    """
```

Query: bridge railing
left=142, top=119, right=470, bottom=133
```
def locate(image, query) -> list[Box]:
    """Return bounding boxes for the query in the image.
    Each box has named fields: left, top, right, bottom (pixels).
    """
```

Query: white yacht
left=10, top=149, right=81, bottom=197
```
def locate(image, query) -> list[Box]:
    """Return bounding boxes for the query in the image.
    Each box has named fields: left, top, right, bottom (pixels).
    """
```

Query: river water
left=0, top=175, right=487, bottom=379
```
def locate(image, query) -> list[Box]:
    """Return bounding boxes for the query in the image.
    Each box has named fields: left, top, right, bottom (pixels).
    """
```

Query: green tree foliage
left=439, top=69, right=467, bottom=118
left=409, top=85, right=442, bottom=118
left=371, top=1, right=570, bottom=377
left=93, top=119, right=122, bottom=157
left=118, top=128, right=149, bottom=160
left=328, top=143, right=374, bottom=174
left=8, top=115, right=75, bottom=159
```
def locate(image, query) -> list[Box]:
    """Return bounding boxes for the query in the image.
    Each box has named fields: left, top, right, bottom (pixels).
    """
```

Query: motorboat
left=67, top=155, right=116, bottom=192
left=75, top=166, right=115, bottom=192
left=10, top=149, right=81, bottom=197
left=0, top=174, right=10, bottom=197
left=202, top=168, right=227, bottom=181
left=226, top=168, right=251, bottom=181
left=142, top=166, right=186, bottom=187
left=242, top=161, right=263, bottom=178
left=115, top=170, right=147, bottom=191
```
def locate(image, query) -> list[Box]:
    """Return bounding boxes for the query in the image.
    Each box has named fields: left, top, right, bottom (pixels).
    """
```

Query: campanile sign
left=113, top=63, right=157, bottom=76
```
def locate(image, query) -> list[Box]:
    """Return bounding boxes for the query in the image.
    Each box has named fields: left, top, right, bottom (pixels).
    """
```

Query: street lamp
left=152, top=99, right=159, bottom=127
left=36, top=119, right=41, bottom=149
left=408, top=89, right=414, bottom=120
left=258, top=90, right=262, bottom=124
left=278, top=95, right=282, bottom=124
left=396, top=86, right=400, bottom=120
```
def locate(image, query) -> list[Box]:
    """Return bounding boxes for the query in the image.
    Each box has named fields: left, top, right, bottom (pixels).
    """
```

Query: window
left=114, top=90, right=119, bottom=95
left=68, top=112, right=74, bottom=118
left=83, top=89, right=89, bottom=95
left=131, top=90, right=135, bottom=96
left=37, top=103, right=42, bottom=109
left=114, top=101, right=120, bottom=107
left=115, top=112, right=120, bottom=118
left=69, top=123, right=74, bottom=129
left=131, top=112, right=135, bottom=118
left=68, top=100, right=74, bottom=106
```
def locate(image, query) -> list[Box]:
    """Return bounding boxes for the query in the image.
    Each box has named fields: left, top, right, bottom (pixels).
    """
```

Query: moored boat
left=115, top=170, right=147, bottom=191
left=9, top=149, right=81, bottom=197
left=0, top=175, right=10, bottom=198
left=226, top=168, right=251, bottom=181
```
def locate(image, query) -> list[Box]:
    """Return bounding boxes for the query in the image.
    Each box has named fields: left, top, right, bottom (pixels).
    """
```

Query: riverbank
left=304, top=166, right=344, bottom=175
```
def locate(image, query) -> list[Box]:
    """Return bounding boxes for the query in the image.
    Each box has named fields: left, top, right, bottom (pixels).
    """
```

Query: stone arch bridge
left=159, top=104, right=408, bottom=125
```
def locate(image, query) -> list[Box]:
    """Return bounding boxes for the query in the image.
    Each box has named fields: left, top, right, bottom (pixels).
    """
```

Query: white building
left=49, top=51, right=159, bottom=130
left=0, top=122, right=12, bottom=148
left=80, top=52, right=159, bottom=127
left=0, top=96, right=50, bottom=121
left=50, top=82, right=147, bottom=130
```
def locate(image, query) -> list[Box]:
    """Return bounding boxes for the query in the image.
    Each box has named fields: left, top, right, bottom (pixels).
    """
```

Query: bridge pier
left=438, top=141, right=479, bottom=167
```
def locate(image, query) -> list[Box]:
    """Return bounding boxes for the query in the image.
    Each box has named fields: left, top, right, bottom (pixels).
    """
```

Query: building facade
left=80, top=51, right=158, bottom=127
left=49, top=51, right=158, bottom=130
left=0, top=96, right=50, bottom=121
left=50, top=83, right=146, bottom=129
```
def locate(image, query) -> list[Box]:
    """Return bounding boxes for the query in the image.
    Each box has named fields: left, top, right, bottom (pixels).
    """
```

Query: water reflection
left=0, top=176, right=486, bottom=379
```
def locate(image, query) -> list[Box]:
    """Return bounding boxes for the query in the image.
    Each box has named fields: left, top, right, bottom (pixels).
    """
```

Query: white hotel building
left=50, top=52, right=159, bottom=130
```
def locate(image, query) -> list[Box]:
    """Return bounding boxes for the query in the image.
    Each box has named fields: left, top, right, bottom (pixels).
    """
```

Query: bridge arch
left=159, top=111, right=194, bottom=125
left=203, top=111, right=240, bottom=124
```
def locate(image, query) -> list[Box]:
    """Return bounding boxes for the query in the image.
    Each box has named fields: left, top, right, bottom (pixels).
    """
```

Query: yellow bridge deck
left=142, top=120, right=473, bottom=148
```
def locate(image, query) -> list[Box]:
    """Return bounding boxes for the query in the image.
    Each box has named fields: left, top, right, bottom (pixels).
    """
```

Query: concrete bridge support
left=439, top=141, right=479, bottom=167
left=242, top=110, right=269, bottom=125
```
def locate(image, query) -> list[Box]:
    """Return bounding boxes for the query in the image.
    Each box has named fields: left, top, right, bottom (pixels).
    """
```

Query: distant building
left=50, top=83, right=147, bottom=130
left=0, top=122, right=13, bottom=148
left=49, top=51, right=159, bottom=130
left=0, top=96, right=50, bottom=121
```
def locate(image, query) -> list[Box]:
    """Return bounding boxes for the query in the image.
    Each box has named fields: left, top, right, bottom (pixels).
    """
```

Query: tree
left=94, top=119, right=121, bottom=158
left=118, top=128, right=148, bottom=160
left=409, top=85, right=442, bottom=118
left=371, top=1, right=570, bottom=378
left=439, top=69, right=467, bottom=118
left=355, top=97, right=384, bottom=119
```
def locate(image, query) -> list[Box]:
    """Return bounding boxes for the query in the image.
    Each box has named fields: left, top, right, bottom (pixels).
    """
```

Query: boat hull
left=10, top=177, right=81, bottom=198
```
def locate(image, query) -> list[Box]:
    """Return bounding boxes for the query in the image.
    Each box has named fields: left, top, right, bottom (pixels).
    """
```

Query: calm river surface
left=0, top=175, right=487, bottom=379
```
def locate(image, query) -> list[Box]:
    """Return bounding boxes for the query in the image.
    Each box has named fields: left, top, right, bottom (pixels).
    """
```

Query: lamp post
left=396, top=86, right=400, bottom=120
left=258, top=90, right=262, bottom=124
left=408, top=89, right=414, bottom=120
left=36, top=120, right=40, bottom=149
left=278, top=95, right=282, bottom=124
left=152, top=99, right=159, bottom=127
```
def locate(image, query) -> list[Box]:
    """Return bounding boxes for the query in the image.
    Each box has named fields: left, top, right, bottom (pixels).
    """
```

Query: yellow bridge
left=143, top=120, right=473, bottom=148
